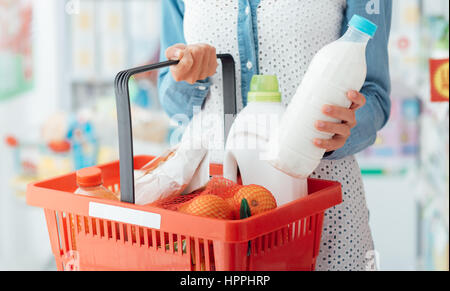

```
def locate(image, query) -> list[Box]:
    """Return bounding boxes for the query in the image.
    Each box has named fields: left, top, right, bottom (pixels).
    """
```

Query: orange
left=233, top=185, right=277, bottom=216
left=179, top=195, right=235, bottom=220
left=225, top=196, right=236, bottom=209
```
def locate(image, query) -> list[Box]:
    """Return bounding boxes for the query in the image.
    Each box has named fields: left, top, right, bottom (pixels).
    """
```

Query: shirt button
left=245, top=6, right=250, bottom=15
left=246, top=61, right=253, bottom=70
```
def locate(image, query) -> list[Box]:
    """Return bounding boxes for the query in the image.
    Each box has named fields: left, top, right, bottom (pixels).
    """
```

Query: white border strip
left=89, top=202, right=161, bottom=230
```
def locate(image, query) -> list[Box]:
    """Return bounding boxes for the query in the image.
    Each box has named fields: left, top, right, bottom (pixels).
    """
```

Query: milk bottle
left=224, top=75, right=308, bottom=206
left=269, top=15, right=378, bottom=178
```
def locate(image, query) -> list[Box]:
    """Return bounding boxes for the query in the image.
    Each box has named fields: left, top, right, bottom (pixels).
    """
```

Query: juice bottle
left=70, top=167, right=119, bottom=249
left=74, top=167, right=118, bottom=199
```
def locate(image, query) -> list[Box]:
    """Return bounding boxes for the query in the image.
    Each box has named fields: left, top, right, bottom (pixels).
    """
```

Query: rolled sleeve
left=159, top=71, right=211, bottom=119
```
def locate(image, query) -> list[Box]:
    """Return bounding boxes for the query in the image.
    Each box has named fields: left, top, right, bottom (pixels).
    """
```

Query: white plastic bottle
left=269, top=15, right=378, bottom=178
left=224, top=75, right=308, bottom=206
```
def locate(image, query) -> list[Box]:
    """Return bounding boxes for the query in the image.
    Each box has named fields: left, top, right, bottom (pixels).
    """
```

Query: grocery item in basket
left=269, top=15, right=377, bottom=178
left=232, top=185, right=277, bottom=216
left=70, top=166, right=119, bottom=249
left=182, top=151, right=211, bottom=195
left=173, top=179, right=276, bottom=220
left=153, top=177, right=240, bottom=212
left=134, top=147, right=177, bottom=181
left=224, top=75, right=308, bottom=206
left=75, top=167, right=119, bottom=200
left=134, top=143, right=208, bottom=205
left=178, top=194, right=235, bottom=220
left=139, top=148, right=177, bottom=174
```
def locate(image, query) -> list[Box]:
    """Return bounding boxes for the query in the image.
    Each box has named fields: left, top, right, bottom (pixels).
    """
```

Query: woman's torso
left=182, top=0, right=347, bottom=161
left=181, top=1, right=375, bottom=271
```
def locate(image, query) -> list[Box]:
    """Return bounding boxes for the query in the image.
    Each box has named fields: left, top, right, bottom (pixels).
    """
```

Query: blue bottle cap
left=349, top=15, right=378, bottom=38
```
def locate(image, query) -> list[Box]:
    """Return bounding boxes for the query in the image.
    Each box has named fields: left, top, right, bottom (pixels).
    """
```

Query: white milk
left=269, top=15, right=378, bottom=178
left=224, top=75, right=308, bottom=206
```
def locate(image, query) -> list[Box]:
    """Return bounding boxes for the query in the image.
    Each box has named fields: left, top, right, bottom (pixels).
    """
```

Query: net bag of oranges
left=26, top=55, right=342, bottom=271
left=155, top=177, right=278, bottom=221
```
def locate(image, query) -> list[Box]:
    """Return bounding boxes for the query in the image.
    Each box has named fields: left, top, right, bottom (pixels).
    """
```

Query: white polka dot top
left=183, top=0, right=348, bottom=161
left=182, top=0, right=376, bottom=270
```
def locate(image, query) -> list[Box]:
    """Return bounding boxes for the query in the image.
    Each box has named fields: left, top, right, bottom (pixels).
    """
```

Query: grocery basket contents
left=151, top=174, right=277, bottom=220
left=134, top=142, right=208, bottom=205
left=75, top=167, right=119, bottom=200
left=223, top=75, right=308, bottom=206
left=26, top=54, right=343, bottom=271
left=68, top=167, right=119, bottom=250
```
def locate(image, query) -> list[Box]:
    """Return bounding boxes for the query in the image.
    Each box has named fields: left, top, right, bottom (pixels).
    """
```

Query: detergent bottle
left=223, top=75, right=308, bottom=206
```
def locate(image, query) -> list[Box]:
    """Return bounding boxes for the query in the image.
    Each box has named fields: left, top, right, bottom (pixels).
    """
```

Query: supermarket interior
left=0, top=0, right=448, bottom=271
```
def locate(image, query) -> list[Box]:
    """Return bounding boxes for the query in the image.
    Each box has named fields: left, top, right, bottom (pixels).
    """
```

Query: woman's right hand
left=165, top=43, right=218, bottom=84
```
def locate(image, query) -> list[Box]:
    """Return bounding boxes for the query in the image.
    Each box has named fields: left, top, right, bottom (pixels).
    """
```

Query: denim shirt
left=158, top=0, right=392, bottom=160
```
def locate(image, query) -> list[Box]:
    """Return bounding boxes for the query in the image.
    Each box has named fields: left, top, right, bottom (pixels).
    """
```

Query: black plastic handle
left=114, top=54, right=237, bottom=203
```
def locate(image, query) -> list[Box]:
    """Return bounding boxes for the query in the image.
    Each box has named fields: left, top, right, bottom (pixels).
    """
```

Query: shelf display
left=64, top=0, right=169, bottom=160
left=357, top=0, right=423, bottom=176
left=98, top=0, right=127, bottom=78
left=417, top=9, right=449, bottom=271
left=70, top=0, right=96, bottom=78
left=356, top=91, right=421, bottom=176
left=357, top=0, right=449, bottom=271
left=67, top=0, right=162, bottom=102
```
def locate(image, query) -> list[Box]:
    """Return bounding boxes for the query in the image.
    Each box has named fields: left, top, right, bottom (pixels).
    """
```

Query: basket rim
left=26, top=155, right=342, bottom=243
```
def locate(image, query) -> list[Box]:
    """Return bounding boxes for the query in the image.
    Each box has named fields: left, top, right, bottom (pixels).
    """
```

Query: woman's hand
left=165, top=43, right=218, bottom=84
left=313, top=90, right=366, bottom=152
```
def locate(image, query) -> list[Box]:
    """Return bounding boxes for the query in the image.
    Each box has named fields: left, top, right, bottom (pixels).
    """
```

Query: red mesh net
left=201, top=177, right=243, bottom=199
left=153, top=177, right=243, bottom=212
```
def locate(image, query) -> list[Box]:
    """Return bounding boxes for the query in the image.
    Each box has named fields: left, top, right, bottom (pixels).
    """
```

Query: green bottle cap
left=247, top=75, right=282, bottom=103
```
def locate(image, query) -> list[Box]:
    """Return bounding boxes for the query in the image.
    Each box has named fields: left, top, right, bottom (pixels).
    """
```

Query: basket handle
left=114, top=54, right=237, bottom=203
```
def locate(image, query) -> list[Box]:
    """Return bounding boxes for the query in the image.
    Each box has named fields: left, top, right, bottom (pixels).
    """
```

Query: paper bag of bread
left=134, top=113, right=209, bottom=205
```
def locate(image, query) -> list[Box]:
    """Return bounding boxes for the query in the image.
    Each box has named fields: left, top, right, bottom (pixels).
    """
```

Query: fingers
left=165, top=43, right=187, bottom=61
left=199, top=45, right=211, bottom=80
left=170, top=49, right=194, bottom=82
left=314, top=121, right=351, bottom=152
left=322, top=105, right=357, bottom=128
left=315, top=91, right=366, bottom=152
left=194, top=44, right=216, bottom=80
left=348, top=90, right=366, bottom=110
left=186, top=45, right=206, bottom=84
left=315, top=120, right=351, bottom=137
left=314, top=135, right=347, bottom=151
left=166, top=43, right=217, bottom=84
left=206, top=45, right=218, bottom=76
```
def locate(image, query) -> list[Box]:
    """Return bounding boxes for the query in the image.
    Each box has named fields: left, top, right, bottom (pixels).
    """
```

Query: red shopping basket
left=26, top=55, right=342, bottom=271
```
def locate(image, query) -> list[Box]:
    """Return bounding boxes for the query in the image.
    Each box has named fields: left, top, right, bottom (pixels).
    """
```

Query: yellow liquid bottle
left=70, top=167, right=119, bottom=249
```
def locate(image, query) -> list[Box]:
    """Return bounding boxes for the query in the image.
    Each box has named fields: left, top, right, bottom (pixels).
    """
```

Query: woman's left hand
left=313, top=90, right=366, bottom=152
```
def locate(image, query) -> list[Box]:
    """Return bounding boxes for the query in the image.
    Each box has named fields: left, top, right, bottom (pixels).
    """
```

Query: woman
left=158, top=0, right=392, bottom=271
